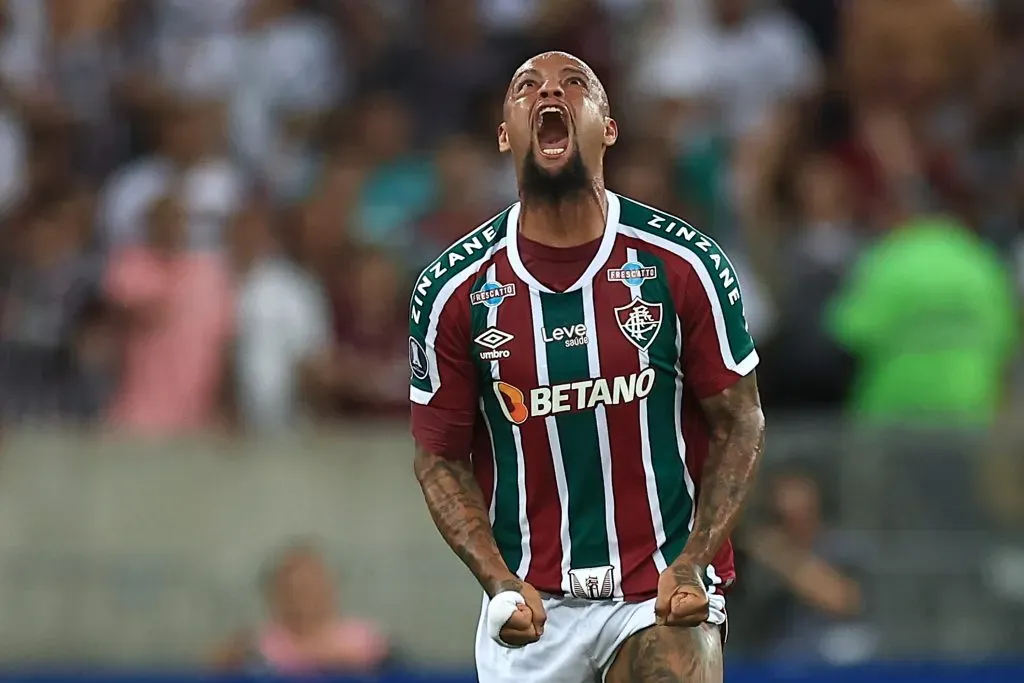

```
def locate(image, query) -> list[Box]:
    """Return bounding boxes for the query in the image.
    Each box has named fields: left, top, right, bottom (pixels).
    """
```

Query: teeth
left=541, top=147, right=565, bottom=156
left=540, top=106, right=561, bottom=116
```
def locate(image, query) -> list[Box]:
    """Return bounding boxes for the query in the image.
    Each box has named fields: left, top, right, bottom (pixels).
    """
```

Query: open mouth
left=535, top=106, right=571, bottom=157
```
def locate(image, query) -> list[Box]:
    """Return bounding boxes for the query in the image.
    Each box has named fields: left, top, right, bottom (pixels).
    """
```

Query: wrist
left=482, top=572, right=523, bottom=598
left=676, top=539, right=714, bottom=569
left=672, top=555, right=707, bottom=574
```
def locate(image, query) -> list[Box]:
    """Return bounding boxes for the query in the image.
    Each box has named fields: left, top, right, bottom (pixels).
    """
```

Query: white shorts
left=474, top=592, right=726, bottom=683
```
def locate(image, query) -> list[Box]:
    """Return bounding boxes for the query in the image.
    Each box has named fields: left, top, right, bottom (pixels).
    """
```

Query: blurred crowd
left=0, top=0, right=1020, bottom=434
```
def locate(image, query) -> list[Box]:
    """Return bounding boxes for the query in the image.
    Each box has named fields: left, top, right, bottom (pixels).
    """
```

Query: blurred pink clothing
left=105, top=248, right=234, bottom=433
left=258, top=620, right=388, bottom=674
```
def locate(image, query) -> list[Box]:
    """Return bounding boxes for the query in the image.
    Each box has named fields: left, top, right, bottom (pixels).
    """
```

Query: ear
left=603, top=118, right=618, bottom=148
left=497, top=122, right=511, bottom=153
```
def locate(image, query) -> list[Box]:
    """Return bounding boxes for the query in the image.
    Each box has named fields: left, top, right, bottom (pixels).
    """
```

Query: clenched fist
left=655, top=561, right=709, bottom=627
left=489, top=580, right=547, bottom=647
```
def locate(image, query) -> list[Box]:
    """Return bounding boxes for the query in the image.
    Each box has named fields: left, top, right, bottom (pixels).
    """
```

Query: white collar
left=505, top=189, right=620, bottom=293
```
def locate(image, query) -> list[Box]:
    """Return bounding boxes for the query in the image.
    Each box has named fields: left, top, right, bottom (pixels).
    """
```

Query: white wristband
left=486, top=590, right=526, bottom=648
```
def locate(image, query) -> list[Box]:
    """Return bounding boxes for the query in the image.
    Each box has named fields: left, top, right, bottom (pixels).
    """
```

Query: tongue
left=539, top=116, right=569, bottom=148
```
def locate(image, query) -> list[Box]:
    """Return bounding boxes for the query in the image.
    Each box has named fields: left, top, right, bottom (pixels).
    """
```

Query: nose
left=539, top=79, right=564, bottom=100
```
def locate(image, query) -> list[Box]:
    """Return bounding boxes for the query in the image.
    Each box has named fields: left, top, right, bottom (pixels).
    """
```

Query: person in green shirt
left=827, top=215, right=1019, bottom=426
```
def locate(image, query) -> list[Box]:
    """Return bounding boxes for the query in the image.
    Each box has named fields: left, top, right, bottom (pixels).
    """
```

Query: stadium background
left=0, top=0, right=1021, bottom=681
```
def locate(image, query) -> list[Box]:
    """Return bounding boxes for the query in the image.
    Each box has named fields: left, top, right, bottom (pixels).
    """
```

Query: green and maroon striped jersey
left=409, top=191, right=758, bottom=602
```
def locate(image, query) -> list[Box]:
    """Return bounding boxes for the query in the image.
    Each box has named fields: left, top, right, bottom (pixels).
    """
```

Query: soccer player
left=409, top=51, right=765, bottom=682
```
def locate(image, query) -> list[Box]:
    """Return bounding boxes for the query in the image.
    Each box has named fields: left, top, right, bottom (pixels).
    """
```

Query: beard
left=519, top=145, right=590, bottom=206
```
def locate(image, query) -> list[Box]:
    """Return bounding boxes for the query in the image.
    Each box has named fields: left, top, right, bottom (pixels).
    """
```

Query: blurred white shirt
left=235, top=259, right=331, bottom=430
left=229, top=12, right=341, bottom=196
left=97, top=157, right=245, bottom=249
left=0, top=0, right=47, bottom=91
left=637, top=5, right=819, bottom=138
left=152, top=0, right=249, bottom=96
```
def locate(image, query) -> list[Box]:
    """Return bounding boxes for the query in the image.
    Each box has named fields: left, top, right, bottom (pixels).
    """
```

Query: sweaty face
left=501, top=53, right=615, bottom=203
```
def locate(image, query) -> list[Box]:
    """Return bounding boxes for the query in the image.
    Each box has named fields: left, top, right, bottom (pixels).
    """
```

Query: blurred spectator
left=104, top=192, right=234, bottom=433
left=636, top=0, right=820, bottom=141
left=0, top=0, right=133, bottom=175
left=307, top=246, right=409, bottom=419
left=232, top=202, right=331, bottom=431
left=372, top=0, right=506, bottom=144
left=230, top=0, right=341, bottom=203
left=98, top=97, right=243, bottom=250
left=834, top=0, right=988, bottom=228
left=0, top=190, right=104, bottom=421
left=760, top=152, right=859, bottom=409
left=214, top=540, right=390, bottom=674
left=827, top=215, right=1019, bottom=427
left=841, top=0, right=986, bottom=116
left=736, top=470, right=874, bottom=664
left=350, top=91, right=436, bottom=255
left=146, top=0, right=246, bottom=101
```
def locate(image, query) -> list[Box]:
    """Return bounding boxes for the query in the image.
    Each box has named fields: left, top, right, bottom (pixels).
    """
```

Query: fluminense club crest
left=613, top=298, right=663, bottom=352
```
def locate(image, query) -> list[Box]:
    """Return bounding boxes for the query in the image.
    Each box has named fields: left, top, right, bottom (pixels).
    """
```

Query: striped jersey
left=409, top=191, right=759, bottom=602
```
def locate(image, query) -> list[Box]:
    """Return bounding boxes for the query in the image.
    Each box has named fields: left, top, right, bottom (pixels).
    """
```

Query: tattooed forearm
left=681, top=374, right=765, bottom=566
left=414, top=448, right=520, bottom=596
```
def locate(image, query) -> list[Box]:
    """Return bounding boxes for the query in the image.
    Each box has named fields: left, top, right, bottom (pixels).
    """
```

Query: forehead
left=510, top=52, right=594, bottom=83
left=277, top=550, right=324, bottom=574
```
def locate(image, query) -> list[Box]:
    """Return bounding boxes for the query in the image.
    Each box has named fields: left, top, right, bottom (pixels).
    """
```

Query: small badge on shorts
left=568, top=565, right=615, bottom=600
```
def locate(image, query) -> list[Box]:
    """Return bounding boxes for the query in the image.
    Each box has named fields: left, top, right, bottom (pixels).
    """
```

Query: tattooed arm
left=681, top=373, right=765, bottom=566
left=409, top=263, right=544, bottom=644
left=655, top=374, right=765, bottom=627
left=414, top=448, right=547, bottom=645
left=413, top=447, right=520, bottom=596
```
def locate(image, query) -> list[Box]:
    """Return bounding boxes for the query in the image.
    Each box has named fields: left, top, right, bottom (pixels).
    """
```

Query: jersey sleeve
left=409, top=276, right=478, bottom=461
left=678, top=245, right=759, bottom=398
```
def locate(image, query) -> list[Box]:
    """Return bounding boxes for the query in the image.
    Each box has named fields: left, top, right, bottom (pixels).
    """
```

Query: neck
left=519, top=179, right=607, bottom=248
left=282, top=614, right=330, bottom=638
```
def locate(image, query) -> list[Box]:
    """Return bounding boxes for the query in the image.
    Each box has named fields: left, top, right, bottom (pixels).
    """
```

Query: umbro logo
left=474, top=328, right=513, bottom=360
left=475, top=328, right=514, bottom=350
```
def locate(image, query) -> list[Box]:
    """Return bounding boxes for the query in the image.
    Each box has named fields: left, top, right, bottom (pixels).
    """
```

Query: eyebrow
left=511, top=66, right=591, bottom=87
left=561, top=66, right=590, bottom=80
left=513, top=68, right=540, bottom=83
